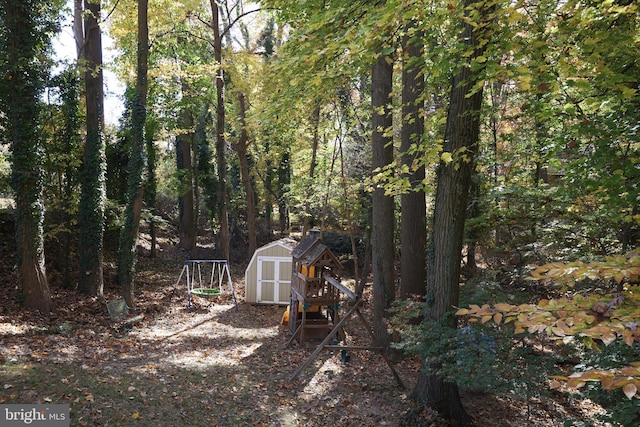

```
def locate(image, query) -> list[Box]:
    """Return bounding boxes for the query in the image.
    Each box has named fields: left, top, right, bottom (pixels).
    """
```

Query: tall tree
left=144, top=115, right=159, bottom=258
left=78, top=0, right=105, bottom=296
left=211, top=0, right=230, bottom=260
left=236, top=91, right=257, bottom=256
left=0, top=0, right=53, bottom=312
left=118, top=0, right=148, bottom=306
left=73, top=0, right=83, bottom=57
left=412, top=0, right=495, bottom=423
left=176, top=78, right=196, bottom=251
left=399, top=22, right=427, bottom=299
left=304, top=106, right=321, bottom=235
left=371, top=45, right=395, bottom=349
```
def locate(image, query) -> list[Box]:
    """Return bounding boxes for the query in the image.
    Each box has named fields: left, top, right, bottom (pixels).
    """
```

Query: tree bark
left=211, top=0, right=230, bottom=260
left=73, top=0, right=83, bottom=59
left=304, top=107, right=320, bottom=236
left=400, top=23, right=427, bottom=299
left=0, top=0, right=51, bottom=313
left=237, top=91, right=257, bottom=257
left=371, top=47, right=395, bottom=349
left=118, top=0, right=148, bottom=306
left=78, top=0, right=105, bottom=296
left=177, top=114, right=196, bottom=252
left=145, top=118, right=158, bottom=258
left=412, top=1, right=494, bottom=424
left=278, top=150, right=290, bottom=234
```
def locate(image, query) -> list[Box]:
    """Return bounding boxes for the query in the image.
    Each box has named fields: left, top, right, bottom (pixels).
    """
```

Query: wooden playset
left=287, top=232, right=343, bottom=345
left=286, top=231, right=404, bottom=388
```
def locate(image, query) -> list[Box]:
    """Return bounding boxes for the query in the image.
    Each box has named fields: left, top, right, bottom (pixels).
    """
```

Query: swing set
left=171, top=259, right=238, bottom=311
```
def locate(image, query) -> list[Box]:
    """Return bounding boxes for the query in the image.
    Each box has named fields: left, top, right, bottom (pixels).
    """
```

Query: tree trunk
left=118, top=0, right=148, bottom=306
left=412, top=1, right=494, bottom=424
left=145, top=117, right=159, bottom=258
left=211, top=0, right=230, bottom=260
left=78, top=0, right=105, bottom=296
left=371, top=47, right=395, bottom=349
left=177, top=118, right=196, bottom=251
left=237, top=91, right=257, bottom=257
left=73, top=0, right=83, bottom=58
left=278, top=150, right=290, bottom=235
left=400, top=23, right=427, bottom=299
left=304, top=107, right=320, bottom=236
left=0, top=0, right=51, bottom=313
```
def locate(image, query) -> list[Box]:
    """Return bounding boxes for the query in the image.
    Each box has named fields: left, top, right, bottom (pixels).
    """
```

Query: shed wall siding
left=245, top=241, right=294, bottom=304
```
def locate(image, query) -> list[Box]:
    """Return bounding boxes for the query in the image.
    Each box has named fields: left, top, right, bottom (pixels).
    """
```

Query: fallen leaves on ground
left=0, top=236, right=612, bottom=426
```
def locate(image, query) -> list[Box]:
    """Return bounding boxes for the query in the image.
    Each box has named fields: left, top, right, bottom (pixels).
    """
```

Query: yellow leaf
left=566, top=378, right=586, bottom=389
left=494, top=303, right=514, bottom=312
left=600, top=375, right=615, bottom=390
left=549, top=380, right=563, bottom=389
left=601, top=331, right=617, bottom=346
left=493, top=312, right=503, bottom=324
left=518, top=74, right=532, bottom=91
left=613, top=271, right=626, bottom=284
left=441, top=152, right=453, bottom=164
left=580, top=371, right=604, bottom=381
left=623, top=329, right=636, bottom=347
left=529, top=323, right=547, bottom=334
left=132, top=412, right=141, bottom=419
left=456, top=308, right=469, bottom=316
left=622, top=87, right=637, bottom=99
left=619, top=366, right=640, bottom=376
left=481, top=314, right=493, bottom=324
left=623, top=383, right=637, bottom=399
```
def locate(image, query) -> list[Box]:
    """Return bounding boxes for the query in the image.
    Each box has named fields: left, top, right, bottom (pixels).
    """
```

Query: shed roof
left=257, top=237, right=297, bottom=253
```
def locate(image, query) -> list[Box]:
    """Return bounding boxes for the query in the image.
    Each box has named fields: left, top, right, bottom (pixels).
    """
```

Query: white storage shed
left=244, top=238, right=297, bottom=305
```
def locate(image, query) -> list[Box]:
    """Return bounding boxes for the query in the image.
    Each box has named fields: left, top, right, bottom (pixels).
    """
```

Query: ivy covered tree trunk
left=145, top=115, right=159, bottom=258
left=412, top=0, right=494, bottom=423
left=57, top=71, right=82, bottom=289
left=0, top=0, right=52, bottom=313
left=371, top=46, right=395, bottom=349
left=400, top=23, right=427, bottom=299
left=118, top=0, right=148, bottom=306
left=78, top=0, right=105, bottom=296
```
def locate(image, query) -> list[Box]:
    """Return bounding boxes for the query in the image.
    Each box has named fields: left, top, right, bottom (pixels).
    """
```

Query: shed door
left=256, top=256, right=292, bottom=304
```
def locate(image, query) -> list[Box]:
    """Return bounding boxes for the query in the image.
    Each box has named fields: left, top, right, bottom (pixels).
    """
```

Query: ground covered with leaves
left=0, top=230, right=613, bottom=426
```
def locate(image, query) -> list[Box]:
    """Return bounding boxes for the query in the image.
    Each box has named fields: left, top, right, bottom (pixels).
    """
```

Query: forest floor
left=0, top=225, right=613, bottom=426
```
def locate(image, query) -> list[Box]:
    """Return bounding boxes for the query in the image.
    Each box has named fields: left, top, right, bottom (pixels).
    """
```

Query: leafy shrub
left=572, top=341, right=640, bottom=426
left=388, top=300, right=562, bottom=400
